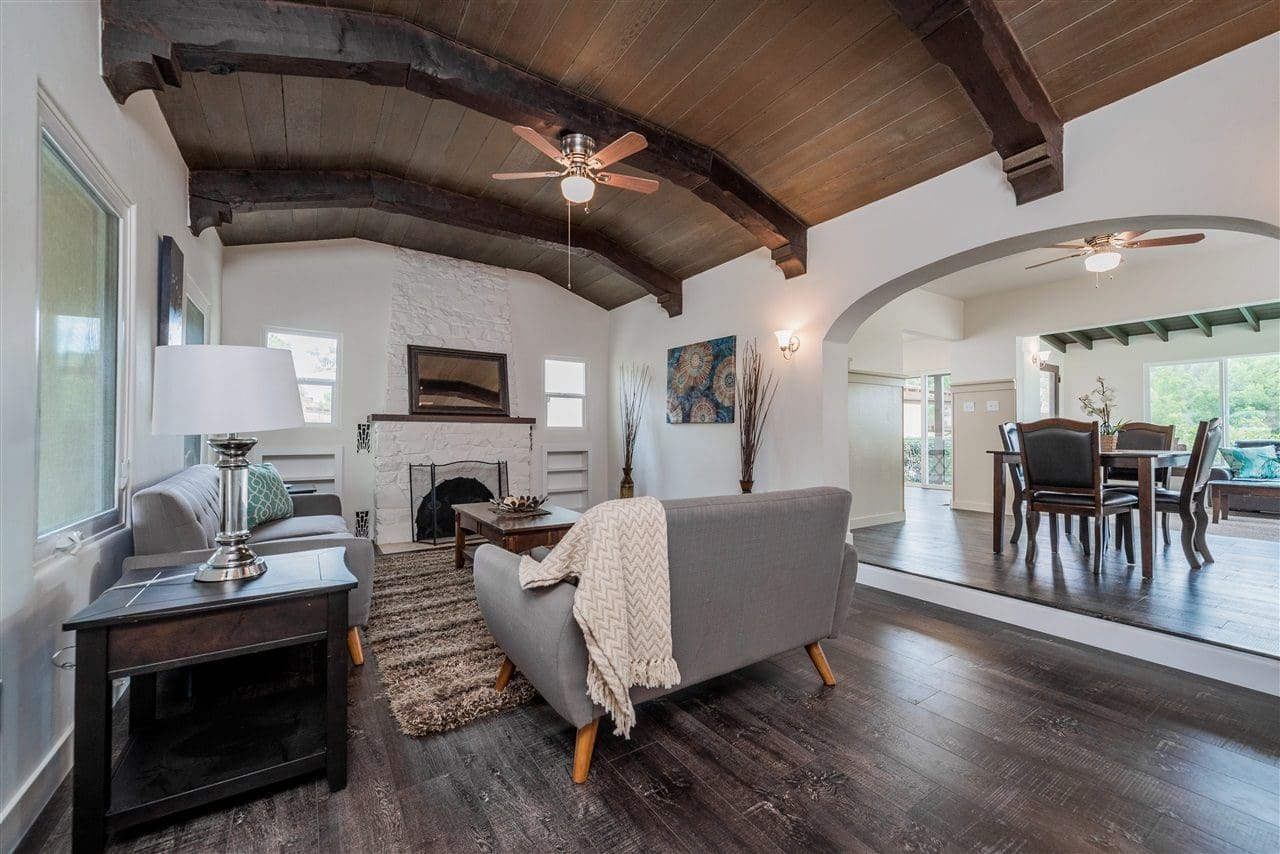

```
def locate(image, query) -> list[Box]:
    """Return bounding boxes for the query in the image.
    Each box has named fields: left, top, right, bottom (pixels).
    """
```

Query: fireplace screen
left=410, top=460, right=508, bottom=544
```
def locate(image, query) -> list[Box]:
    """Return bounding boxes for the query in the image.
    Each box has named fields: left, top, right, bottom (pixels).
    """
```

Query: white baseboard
left=856, top=563, right=1280, bottom=696
left=948, top=500, right=993, bottom=513
left=0, top=726, right=72, bottom=852
left=849, top=511, right=906, bottom=529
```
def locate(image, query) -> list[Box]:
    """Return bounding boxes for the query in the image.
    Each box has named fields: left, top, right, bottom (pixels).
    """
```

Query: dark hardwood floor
left=20, top=586, right=1280, bottom=853
left=851, top=488, right=1280, bottom=658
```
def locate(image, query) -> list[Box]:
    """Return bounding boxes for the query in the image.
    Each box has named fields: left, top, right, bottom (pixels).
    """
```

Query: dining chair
left=1151, top=418, right=1223, bottom=570
left=1108, top=421, right=1176, bottom=546
left=1000, top=422, right=1073, bottom=546
left=1017, top=418, right=1138, bottom=572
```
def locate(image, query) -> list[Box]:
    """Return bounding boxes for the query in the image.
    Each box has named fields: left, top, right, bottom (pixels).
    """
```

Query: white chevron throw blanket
left=518, top=496, right=680, bottom=737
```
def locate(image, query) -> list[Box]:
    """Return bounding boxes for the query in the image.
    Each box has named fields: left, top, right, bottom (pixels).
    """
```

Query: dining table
left=989, top=448, right=1192, bottom=579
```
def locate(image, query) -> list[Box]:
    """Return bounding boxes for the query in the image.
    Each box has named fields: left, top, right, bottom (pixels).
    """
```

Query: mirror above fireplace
left=407, top=345, right=510, bottom=417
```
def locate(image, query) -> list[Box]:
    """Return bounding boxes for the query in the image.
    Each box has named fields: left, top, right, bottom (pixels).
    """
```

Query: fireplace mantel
left=368, top=413, right=535, bottom=424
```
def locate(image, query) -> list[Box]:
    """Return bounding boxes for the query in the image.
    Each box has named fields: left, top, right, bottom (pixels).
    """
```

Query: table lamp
left=152, top=345, right=304, bottom=582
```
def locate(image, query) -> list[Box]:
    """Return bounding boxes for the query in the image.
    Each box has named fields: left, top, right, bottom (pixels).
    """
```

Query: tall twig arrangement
left=737, top=339, right=778, bottom=489
left=620, top=363, right=650, bottom=469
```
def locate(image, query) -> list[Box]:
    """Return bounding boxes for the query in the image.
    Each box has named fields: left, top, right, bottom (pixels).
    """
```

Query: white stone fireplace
left=370, top=249, right=534, bottom=546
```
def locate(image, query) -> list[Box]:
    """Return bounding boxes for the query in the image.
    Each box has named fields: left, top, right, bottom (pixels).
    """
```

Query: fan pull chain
left=566, top=201, right=572, bottom=291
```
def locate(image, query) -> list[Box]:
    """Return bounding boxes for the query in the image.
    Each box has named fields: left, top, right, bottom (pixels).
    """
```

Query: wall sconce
left=774, top=329, right=800, bottom=361
left=1030, top=350, right=1051, bottom=368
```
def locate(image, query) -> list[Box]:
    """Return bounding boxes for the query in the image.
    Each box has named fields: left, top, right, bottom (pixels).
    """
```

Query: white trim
left=31, top=88, right=136, bottom=560
left=264, top=325, right=341, bottom=426
left=855, top=563, right=1280, bottom=696
left=0, top=726, right=72, bottom=851
left=849, top=510, right=906, bottom=529
left=949, top=499, right=993, bottom=513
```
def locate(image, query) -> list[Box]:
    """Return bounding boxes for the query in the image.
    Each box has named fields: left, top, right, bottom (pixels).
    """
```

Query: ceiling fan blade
left=1046, top=242, right=1086, bottom=249
left=1025, top=252, right=1087, bottom=270
left=491, top=170, right=563, bottom=180
left=1115, top=230, right=1149, bottom=243
left=511, top=126, right=566, bottom=164
left=591, top=132, right=647, bottom=169
left=595, top=172, right=659, bottom=194
left=1125, top=233, right=1205, bottom=249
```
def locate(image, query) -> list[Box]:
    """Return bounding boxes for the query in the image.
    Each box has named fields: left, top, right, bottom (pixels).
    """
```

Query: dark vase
left=739, top=479, right=753, bottom=494
left=620, top=467, right=635, bottom=499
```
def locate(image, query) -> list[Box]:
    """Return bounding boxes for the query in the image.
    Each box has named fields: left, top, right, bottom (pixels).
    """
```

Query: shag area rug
left=365, top=548, right=537, bottom=736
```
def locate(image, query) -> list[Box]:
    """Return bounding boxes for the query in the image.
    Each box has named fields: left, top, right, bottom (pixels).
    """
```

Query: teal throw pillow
left=246, top=463, right=294, bottom=527
left=1218, top=445, right=1279, bottom=479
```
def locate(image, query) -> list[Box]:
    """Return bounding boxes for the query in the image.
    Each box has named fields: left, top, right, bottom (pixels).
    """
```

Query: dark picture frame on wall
left=156, top=235, right=184, bottom=346
left=406, top=345, right=511, bottom=417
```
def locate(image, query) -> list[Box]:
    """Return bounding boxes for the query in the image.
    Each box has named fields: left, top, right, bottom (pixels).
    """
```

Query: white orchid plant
left=1078, top=376, right=1126, bottom=435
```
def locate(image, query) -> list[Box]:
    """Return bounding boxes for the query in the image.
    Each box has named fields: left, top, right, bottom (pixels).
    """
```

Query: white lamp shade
left=560, top=174, right=596, bottom=204
left=1084, top=250, right=1122, bottom=272
left=152, top=345, right=304, bottom=435
left=774, top=329, right=795, bottom=348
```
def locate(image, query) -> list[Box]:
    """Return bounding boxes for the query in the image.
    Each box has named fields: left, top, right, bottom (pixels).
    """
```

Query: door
left=923, top=373, right=952, bottom=489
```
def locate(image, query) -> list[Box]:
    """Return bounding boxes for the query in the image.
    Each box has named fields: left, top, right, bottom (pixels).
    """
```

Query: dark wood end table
left=62, top=547, right=356, bottom=853
left=453, top=502, right=582, bottom=568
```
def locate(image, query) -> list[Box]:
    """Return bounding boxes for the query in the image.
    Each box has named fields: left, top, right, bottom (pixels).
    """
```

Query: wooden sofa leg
left=494, top=656, right=515, bottom=693
left=347, top=627, right=365, bottom=666
left=572, top=719, right=600, bottom=783
left=805, top=642, right=837, bottom=686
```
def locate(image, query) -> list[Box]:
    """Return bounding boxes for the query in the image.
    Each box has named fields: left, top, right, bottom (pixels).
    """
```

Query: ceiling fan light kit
left=1084, top=249, right=1122, bottom=273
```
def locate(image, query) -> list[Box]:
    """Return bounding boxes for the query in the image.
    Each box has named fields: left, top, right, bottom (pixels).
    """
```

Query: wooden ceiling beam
left=888, top=0, right=1063, bottom=204
left=1239, top=305, right=1261, bottom=331
left=1102, top=326, right=1129, bottom=346
left=1188, top=313, right=1213, bottom=337
left=101, top=0, right=807, bottom=280
left=190, top=170, right=683, bottom=316
left=1064, top=331, right=1093, bottom=350
left=1144, top=319, right=1169, bottom=341
left=1040, top=335, right=1066, bottom=354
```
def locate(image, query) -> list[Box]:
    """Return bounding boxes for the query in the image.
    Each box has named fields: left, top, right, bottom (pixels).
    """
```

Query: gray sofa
left=123, top=464, right=375, bottom=663
left=473, top=486, right=857, bottom=782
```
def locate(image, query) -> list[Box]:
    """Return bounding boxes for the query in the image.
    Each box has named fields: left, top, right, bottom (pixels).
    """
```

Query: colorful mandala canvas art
left=667, top=335, right=736, bottom=423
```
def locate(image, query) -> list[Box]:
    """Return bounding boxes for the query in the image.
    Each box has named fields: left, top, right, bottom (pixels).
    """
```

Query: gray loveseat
left=123, top=464, right=375, bottom=663
left=473, top=486, right=857, bottom=782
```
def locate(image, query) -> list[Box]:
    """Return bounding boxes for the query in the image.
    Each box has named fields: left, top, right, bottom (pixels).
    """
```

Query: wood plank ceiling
left=142, top=0, right=1278, bottom=311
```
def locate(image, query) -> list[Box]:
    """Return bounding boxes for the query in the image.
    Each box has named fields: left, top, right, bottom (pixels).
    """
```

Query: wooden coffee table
left=453, top=502, right=582, bottom=568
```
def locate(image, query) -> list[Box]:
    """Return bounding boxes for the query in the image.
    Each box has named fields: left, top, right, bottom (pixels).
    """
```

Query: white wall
left=221, top=240, right=612, bottom=521
left=608, top=35, right=1279, bottom=506
left=0, top=2, right=224, bottom=846
left=847, top=289, right=963, bottom=374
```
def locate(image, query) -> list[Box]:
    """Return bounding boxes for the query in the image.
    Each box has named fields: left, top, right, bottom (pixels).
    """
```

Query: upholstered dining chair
left=1000, top=422, right=1074, bottom=546
left=1108, top=421, right=1176, bottom=546
left=1150, top=418, right=1224, bottom=570
left=1017, top=418, right=1138, bottom=572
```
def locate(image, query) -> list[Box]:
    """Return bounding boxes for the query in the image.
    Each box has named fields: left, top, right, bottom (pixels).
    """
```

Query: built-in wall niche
left=254, top=447, right=344, bottom=495
left=544, top=448, right=589, bottom=510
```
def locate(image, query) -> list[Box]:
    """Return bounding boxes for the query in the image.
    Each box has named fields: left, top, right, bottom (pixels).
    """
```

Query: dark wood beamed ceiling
left=888, top=0, right=1062, bottom=204
left=100, top=0, right=807, bottom=278
left=189, top=169, right=683, bottom=315
left=97, top=0, right=1278, bottom=311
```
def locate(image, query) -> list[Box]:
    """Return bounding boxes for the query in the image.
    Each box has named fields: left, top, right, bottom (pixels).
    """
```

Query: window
left=266, top=328, right=339, bottom=424
left=545, top=358, right=586, bottom=428
left=36, top=130, right=124, bottom=540
left=1147, top=354, right=1280, bottom=448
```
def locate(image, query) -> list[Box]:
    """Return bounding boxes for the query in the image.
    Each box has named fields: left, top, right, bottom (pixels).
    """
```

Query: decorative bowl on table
left=489, top=495, right=550, bottom=516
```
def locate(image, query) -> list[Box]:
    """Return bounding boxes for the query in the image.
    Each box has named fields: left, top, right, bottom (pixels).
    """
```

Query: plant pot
left=619, top=467, right=635, bottom=499
left=1100, top=434, right=1118, bottom=452
left=739, top=479, right=754, bottom=494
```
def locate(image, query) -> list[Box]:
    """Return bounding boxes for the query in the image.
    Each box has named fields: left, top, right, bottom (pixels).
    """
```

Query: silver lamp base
left=194, top=433, right=269, bottom=584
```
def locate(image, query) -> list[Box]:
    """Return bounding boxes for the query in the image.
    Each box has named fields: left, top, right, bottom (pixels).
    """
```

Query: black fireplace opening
left=410, top=460, right=508, bottom=544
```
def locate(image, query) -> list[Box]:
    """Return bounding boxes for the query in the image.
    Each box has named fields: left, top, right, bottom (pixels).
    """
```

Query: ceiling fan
left=492, top=126, right=659, bottom=205
left=1026, top=230, right=1205, bottom=272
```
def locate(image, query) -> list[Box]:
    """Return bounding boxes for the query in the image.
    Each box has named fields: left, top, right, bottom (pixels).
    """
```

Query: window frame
left=264, top=325, right=342, bottom=426
left=544, top=356, right=588, bottom=430
left=33, top=91, right=136, bottom=560
left=1143, top=353, right=1279, bottom=448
